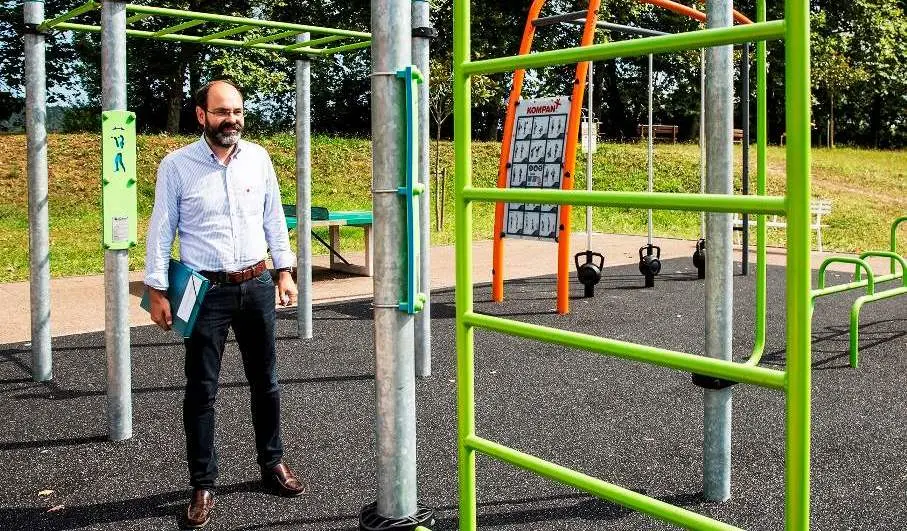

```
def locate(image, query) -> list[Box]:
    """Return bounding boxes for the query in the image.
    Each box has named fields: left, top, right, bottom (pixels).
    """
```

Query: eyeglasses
left=204, top=108, right=244, bottom=118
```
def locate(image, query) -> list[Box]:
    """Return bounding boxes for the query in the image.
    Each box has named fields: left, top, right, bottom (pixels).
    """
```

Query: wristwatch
left=276, top=267, right=293, bottom=273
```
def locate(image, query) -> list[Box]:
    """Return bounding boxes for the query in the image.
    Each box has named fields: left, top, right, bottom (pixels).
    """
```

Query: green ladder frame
left=453, top=0, right=812, bottom=529
left=39, top=0, right=371, bottom=57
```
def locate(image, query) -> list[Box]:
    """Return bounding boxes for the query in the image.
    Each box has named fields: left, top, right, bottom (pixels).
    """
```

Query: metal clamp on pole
left=692, top=373, right=738, bottom=390
left=396, top=65, right=427, bottom=315
left=411, top=26, right=437, bottom=39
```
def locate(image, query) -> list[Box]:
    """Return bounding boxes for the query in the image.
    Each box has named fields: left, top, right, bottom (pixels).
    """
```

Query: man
left=144, top=78, right=303, bottom=529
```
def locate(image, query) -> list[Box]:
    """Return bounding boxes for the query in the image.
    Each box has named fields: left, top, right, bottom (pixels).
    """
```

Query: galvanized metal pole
left=741, top=42, right=751, bottom=276
left=296, top=33, right=313, bottom=340
left=368, top=0, right=419, bottom=522
left=102, top=0, right=132, bottom=442
left=699, top=49, right=706, bottom=238
left=412, top=0, right=431, bottom=377
left=647, top=54, right=654, bottom=245
left=586, top=61, right=593, bottom=251
left=24, top=0, right=52, bottom=382
left=703, top=0, right=734, bottom=502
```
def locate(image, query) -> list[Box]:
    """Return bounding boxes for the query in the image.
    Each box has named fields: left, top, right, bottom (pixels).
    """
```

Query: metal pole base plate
left=359, top=501, right=435, bottom=531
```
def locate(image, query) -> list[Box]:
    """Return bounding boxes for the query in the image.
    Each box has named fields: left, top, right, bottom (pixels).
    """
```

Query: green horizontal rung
left=243, top=29, right=304, bottom=46
left=285, top=34, right=346, bottom=50
left=462, top=20, right=785, bottom=77
left=464, top=312, right=787, bottom=390
left=40, top=0, right=98, bottom=31
left=466, top=435, right=743, bottom=531
left=462, top=188, right=786, bottom=215
left=197, top=24, right=257, bottom=43
left=152, top=19, right=205, bottom=37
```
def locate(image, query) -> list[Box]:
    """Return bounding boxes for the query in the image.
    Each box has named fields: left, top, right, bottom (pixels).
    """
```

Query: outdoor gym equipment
left=493, top=0, right=755, bottom=314
left=693, top=237, right=707, bottom=278
left=575, top=60, right=604, bottom=297
left=638, top=244, right=662, bottom=287
left=575, top=250, right=604, bottom=297
left=27, top=1, right=437, bottom=528
left=454, top=0, right=811, bottom=527
left=811, top=217, right=907, bottom=368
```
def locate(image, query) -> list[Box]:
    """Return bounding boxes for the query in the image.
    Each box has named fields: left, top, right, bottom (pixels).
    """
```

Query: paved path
left=1, top=234, right=889, bottom=344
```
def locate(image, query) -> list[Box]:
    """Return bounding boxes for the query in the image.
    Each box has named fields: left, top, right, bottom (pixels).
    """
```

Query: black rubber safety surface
left=1, top=258, right=906, bottom=530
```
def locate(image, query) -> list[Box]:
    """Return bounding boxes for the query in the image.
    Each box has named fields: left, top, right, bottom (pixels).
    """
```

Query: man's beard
left=204, top=118, right=243, bottom=148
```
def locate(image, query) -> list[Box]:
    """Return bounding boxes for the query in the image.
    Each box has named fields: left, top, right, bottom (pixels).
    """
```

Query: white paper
left=176, top=275, right=201, bottom=322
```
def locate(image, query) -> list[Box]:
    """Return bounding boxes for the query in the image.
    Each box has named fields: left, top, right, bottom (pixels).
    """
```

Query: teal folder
left=141, top=259, right=211, bottom=338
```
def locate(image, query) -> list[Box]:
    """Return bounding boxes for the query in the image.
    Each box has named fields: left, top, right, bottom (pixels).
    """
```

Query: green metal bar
left=464, top=312, right=787, bottom=390
left=815, top=257, right=875, bottom=295
left=197, top=24, right=256, bottom=43
left=125, top=13, right=152, bottom=24
left=784, top=0, right=813, bottom=525
left=125, top=4, right=371, bottom=39
left=453, top=0, right=477, bottom=529
left=466, top=435, right=744, bottom=531
left=858, top=251, right=907, bottom=286
left=39, top=0, right=98, bottom=31
left=747, top=0, right=769, bottom=367
left=890, top=216, right=907, bottom=273
left=850, top=287, right=907, bottom=368
left=243, top=29, right=303, bottom=46
left=462, top=188, right=786, bottom=215
left=285, top=34, right=345, bottom=50
left=462, top=21, right=785, bottom=77
left=151, top=19, right=205, bottom=38
left=318, top=40, right=373, bottom=55
left=51, top=22, right=326, bottom=56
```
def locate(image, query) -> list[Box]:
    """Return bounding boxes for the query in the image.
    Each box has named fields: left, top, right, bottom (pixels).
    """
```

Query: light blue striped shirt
left=144, top=137, right=294, bottom=290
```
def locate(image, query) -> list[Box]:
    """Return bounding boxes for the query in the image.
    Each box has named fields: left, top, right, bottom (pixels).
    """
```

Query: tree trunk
left=165, top=62, right=186, bottom=133
left=829, top=91, right=835, bottom=148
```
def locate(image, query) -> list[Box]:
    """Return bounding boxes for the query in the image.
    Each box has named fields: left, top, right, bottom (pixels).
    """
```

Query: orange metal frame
left=491, top=0, right=751, bottom=314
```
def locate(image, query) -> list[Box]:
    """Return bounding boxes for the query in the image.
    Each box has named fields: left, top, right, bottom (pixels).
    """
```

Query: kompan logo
left=525, top=98, right=562, bottom=115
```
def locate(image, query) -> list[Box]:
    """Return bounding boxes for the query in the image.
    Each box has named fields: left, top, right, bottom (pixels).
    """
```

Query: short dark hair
left=194, top=77, right=243, bottom=109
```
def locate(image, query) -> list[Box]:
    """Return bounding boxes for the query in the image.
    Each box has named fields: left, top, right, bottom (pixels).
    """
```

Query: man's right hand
left=148, top=287, right=173, bottom=331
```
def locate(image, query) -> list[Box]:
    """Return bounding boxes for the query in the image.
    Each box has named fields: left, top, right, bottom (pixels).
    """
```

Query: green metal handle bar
left=464, top=312, right=786, bottom=390
left=462, top=188, right=786, bottom=215
left=462, top=21, right=785, bottom=77
left=814, top=257, right=875, bottom=298
left=858, top=251, right=907, bottom=287
left=466, top=435, right=744, bottom=531
left=890, top=216, right=907, bottom=273
left=850, top=286, right=907, bottom=368
left=746, top=0, right=770, bottom=368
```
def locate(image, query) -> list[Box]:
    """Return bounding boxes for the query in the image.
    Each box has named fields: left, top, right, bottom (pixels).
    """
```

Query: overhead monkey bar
left=39, top=0, right=371, bottom=56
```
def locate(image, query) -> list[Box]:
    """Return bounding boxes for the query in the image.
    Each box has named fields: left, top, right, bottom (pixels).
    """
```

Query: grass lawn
left=1, top=132, right=905, bottom=282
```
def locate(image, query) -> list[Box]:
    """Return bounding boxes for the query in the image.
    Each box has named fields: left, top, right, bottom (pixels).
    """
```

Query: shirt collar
left=196, top=135, right=243, bottom=164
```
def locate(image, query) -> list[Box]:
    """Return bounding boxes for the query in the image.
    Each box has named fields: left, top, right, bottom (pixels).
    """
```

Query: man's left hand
left=277, top=271, right=298, bottom=306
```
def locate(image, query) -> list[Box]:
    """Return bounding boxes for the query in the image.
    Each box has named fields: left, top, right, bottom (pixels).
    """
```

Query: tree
left=811, top=11, right=867, bottom=148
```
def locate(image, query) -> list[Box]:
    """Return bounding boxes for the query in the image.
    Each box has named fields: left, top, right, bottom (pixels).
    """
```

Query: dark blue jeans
left=183, top=268, right=283, bottom=490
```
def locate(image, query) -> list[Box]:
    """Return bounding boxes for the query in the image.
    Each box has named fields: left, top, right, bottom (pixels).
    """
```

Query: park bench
left=283, top=204, right=373, bottom=276
left=637, top=124, right=678, bottom=143
left=732, top=198, right=831, bottom=252
left=733, top=128, right=744, bottom=143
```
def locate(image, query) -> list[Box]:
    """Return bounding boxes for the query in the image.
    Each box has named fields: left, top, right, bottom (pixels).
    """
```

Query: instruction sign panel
left=101, top=110, right=138, bottom=250
left=504, top=96, right=569, bottom=241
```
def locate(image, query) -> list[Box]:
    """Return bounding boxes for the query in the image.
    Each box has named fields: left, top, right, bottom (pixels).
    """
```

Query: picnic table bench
left=637, top=124, right=678, bottom=143
left=283, top=204, right=373, bottom=277
left=732, top=198, right=831, bottom=252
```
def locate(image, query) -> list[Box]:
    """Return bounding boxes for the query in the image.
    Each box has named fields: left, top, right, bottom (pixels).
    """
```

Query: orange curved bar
left=491, top=0, right=548, bottom=303
left=556, top=0, right=602, bottom=314
left=641, top=0, right=753, bottom=25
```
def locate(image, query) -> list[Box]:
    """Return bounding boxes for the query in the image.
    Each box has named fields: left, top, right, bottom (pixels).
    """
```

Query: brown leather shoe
left=184, top=489, right=215, bottom=529
left=261, top=462, right=305, bottom=497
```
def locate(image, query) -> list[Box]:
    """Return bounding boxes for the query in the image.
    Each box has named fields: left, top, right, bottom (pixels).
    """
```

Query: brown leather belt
left=200, top=260, right=267, bottom=284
